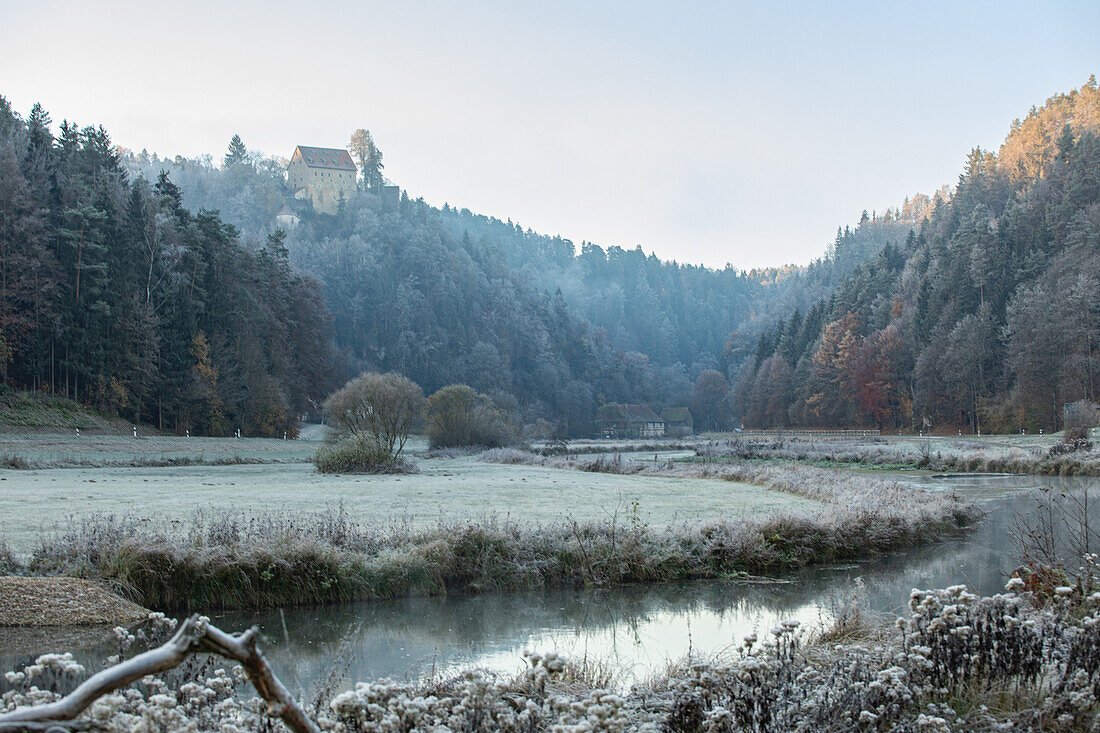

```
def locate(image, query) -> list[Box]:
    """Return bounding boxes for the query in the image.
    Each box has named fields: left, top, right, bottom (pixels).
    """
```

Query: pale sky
left=2, top=1, right=1098, bottom=268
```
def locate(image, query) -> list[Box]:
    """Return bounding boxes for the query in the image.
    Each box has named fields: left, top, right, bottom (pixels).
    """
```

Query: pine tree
left=223, top=134, right=249, bottom=168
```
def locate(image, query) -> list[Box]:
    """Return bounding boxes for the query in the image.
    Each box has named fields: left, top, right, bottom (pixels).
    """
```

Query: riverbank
left=0, top=576, right=150, bottom=626
left=3, top=459, right=979, bottom=612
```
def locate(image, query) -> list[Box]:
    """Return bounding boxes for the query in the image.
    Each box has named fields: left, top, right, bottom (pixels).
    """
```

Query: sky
left=2, top=1, right=1098, bottom=269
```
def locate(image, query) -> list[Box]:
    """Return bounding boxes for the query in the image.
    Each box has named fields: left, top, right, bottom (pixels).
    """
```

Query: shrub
left=314, top=435, right=414, bottom=474
left=1064, top=424, right=1091, bottom=442
left=323, top=372, right=425, bottom=461
left=427, top=384, right=515, bottom=449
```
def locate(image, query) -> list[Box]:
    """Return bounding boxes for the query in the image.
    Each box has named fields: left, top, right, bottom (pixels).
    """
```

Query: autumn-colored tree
left=808, top=312, right=863, bottom=424
left=348, top=129, right=384, bottom=190
left=853, top=325, right=904, bottom=427
left=188, top=332, right=226, bottom=435
left=747, top=354, right=792, bottom=427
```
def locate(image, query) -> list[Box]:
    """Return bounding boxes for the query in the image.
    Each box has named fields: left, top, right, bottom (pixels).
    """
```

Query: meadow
left=0, top=455, right=819, bottom=554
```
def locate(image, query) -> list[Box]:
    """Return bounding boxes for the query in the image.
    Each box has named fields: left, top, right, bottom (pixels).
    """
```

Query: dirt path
left=0, top=576, right=150, bottom=626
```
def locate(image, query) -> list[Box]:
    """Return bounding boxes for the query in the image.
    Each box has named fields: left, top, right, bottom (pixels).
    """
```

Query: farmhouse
left=596, top=403, right=665, bottom=439
left=288, top=145, right=357, bottom=214
left=660, top=407, right=694, bottom=436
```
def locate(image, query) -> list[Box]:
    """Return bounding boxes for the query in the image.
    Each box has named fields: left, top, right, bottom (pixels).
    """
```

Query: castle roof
left=291, top=146, right=357, bottom=171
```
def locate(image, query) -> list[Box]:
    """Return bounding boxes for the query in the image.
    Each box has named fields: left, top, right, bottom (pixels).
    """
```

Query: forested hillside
left=0, top=100, right=334, bottom=436
left=4, top=80, right=1094, bottom=436
left=277, top=196, right=700, bottom=434
left=118, top=136, right=916, bottom=435
left=734, top=78, right=1100, bottom=432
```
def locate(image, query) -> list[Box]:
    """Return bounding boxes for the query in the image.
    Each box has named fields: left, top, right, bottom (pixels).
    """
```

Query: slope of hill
left=119, top=133, right=920, bottom=435
left=735, top=78, right=1100, bottom=432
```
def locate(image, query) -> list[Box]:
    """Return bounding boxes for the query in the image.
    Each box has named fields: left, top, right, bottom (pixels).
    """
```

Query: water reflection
left=3, top=473, right=1096, bottom=693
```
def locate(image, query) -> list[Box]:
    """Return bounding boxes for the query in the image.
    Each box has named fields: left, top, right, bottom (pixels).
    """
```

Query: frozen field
left=0, top=456, right=819, bottom=552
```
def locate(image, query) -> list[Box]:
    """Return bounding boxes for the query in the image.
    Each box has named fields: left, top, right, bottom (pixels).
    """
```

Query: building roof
left=598, top=403, right=663, bottom=424
left=661, top=407, right=693, bottom=423
left=275, top=203, right=299, bottom=217
left=292, top=146, right=357, bottom=172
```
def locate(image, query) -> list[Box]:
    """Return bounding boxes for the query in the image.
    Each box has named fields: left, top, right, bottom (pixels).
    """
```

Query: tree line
left=0, top=99, right=335, bottom=435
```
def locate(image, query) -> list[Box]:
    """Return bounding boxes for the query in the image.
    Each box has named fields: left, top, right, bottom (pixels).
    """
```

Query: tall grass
left=0, top=538, right=15, bottom=574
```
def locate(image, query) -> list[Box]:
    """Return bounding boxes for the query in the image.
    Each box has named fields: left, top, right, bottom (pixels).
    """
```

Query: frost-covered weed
left=0, top=538, right=15, bottom=574
left=478, top=447, right=541, bottom=464
left=664, top=580, right=1100, bottom=731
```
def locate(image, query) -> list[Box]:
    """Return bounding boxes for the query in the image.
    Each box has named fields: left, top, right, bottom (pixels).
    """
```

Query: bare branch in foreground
left=0, top=615, right=319, bottom=733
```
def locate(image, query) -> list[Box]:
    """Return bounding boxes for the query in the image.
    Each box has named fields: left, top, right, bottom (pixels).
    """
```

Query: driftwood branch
left=0, top=615, right=319, bottom=733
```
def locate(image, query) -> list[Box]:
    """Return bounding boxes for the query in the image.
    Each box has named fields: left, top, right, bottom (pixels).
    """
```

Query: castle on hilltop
left=287, top=145, right=357, bottom=214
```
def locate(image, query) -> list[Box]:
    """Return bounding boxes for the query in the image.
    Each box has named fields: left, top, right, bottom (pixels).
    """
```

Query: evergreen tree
left=223, top=134, right=249, bottom=168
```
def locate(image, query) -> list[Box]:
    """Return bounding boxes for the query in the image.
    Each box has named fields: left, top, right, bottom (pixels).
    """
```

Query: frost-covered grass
left=6, top=582, right=1100, bottom=731
left=0, top=458, right=816, bottom=553
left=2, top=446, right=979, bottom=613
left=6, top=456, right=979, bottom=611
left=694, top=435, right=1100, bottom=476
